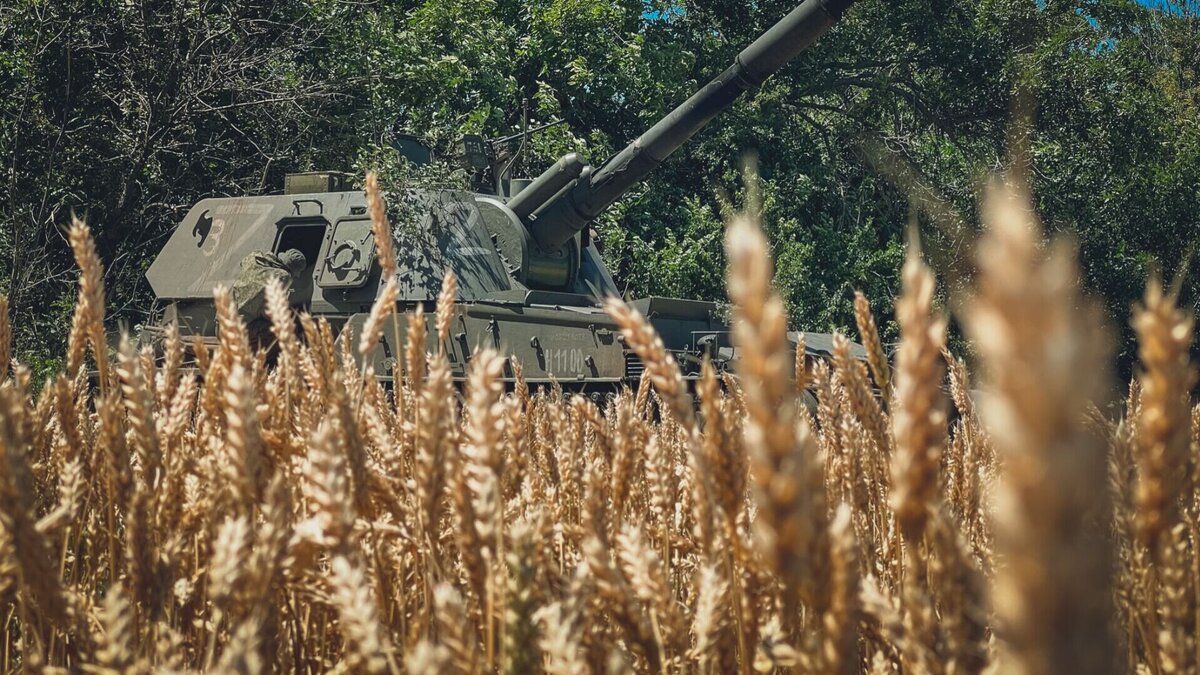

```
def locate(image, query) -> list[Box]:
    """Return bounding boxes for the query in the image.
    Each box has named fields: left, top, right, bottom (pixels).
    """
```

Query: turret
left=518, top=0, right=857, bottom=252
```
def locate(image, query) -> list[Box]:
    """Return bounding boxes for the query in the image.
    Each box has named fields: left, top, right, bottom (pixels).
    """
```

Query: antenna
left=498, top=99, right=530, bottom=191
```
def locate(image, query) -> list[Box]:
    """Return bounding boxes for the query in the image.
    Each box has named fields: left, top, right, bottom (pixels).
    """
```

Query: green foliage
left=0, top=0, right=1196, bottom=376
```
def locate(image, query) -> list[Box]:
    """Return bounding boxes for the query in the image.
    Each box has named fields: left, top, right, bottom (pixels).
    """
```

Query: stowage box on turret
left=144, top=0, right=867, bottom=389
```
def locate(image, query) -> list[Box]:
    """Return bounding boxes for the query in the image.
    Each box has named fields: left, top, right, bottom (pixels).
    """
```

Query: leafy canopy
left=1, top=0, right=1196, bottom=375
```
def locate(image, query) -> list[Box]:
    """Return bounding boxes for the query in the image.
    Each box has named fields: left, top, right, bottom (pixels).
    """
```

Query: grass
left=0, top=177, right=1194, bottom=673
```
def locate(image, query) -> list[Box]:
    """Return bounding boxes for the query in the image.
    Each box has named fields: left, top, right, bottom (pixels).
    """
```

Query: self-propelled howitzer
left=143, top=0, right=867, bottom=390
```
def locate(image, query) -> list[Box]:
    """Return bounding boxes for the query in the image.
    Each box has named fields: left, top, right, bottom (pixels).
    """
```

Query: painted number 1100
left=543, top=348, right=585, bottom=374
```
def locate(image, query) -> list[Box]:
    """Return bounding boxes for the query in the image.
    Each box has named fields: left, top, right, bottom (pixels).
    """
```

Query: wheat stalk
left=366, top=171, right=399, bottom=281
left=725, top=211, right=829, bottom=626
left=66, top=217, right=109, bottom=387
left=854, top=291, right=892, bottom=402
left=1131, top=279, right=1195, bottom=550
left=890, top=238, right=946, bottom=549
left=965, top=181, right=1116, bottom=675
left=0, top=295, right=10, bottom=382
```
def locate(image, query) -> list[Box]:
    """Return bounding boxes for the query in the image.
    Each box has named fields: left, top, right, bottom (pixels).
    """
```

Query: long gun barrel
left=523, top=0, right=856, bottom=251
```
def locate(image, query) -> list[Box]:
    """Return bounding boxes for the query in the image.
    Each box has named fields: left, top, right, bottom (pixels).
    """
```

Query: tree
left=0, top=0, right=1196, bottom=376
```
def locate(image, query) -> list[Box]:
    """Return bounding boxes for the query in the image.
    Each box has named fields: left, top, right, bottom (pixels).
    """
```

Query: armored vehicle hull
left=146, top=188, right=863, bottom=388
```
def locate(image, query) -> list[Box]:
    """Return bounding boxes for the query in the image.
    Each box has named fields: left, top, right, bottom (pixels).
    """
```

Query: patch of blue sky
left=642, top=0, right=684, bottom=21
left=1135, top=0, right=1199, bottom=14
left=1079, top=0, right=1196, bottom=52
left=1072, top=7, right=1117, bottom=51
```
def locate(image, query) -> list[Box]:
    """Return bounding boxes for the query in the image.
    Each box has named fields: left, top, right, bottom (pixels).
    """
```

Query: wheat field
left=0, top=178, right=1195, bottom=674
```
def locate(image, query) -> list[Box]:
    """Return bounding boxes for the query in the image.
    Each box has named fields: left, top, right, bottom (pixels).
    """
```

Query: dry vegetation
left=0, top=177, right=1196, bottom=674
